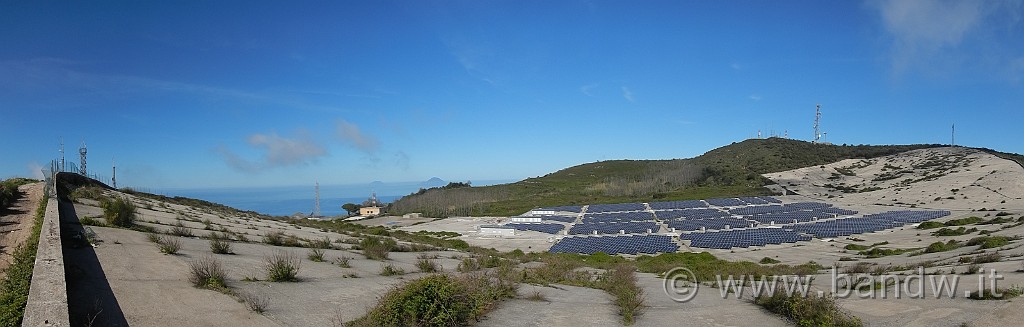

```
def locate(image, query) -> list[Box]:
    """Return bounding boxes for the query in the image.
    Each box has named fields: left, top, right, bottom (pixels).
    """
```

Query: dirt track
left=0, top=182, right=43, bottom=275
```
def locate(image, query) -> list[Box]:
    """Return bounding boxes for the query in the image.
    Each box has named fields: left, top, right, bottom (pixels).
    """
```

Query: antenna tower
left=313, top=181, right=321, bottom=217
left=59, top=137, right=65, bottom=172
left=111, top=157, right=117, bottom=189
left=813, top=104, right=821, bottom=143
left=951, top=124, right=956, bottom=147
left=79, top=140, right=88, bottom=176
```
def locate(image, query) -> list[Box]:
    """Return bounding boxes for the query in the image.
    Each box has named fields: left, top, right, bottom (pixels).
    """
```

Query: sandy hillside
left=763, top=147, right=1024, bottom=211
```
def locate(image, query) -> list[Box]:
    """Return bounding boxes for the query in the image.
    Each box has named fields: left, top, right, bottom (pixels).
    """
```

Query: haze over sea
left=155, top=179, right=513, bottom=217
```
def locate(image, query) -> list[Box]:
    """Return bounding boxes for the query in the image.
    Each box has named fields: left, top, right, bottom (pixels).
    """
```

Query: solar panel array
left=705, top=198, right=747, bottom=207
left=666, top=218, right=754, bottom=231
left=789, top=210, right=950, bottom=238
left=681, top=228, right=812, bottom=249
left=581, top=211, right=655, bottom=223
left=540, top=215, right=577, bottom=223
left=537, top=205, right=584, bottom=213
left=738, top=196, right=770, bottom=205
left=586, top=203, right=647, bottom=213
left=505, top=223, right=565, bottom=234
left=549, top=235, right=679, bottom=255
left=655, top=208, right=730, bottom=220
left=648, top=200, right=708, bottom=210
left=568, top=221, right=661, bottom=235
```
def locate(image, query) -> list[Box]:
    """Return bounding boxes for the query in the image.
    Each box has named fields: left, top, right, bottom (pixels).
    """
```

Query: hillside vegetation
left=390, top=138, right=942, bottom=217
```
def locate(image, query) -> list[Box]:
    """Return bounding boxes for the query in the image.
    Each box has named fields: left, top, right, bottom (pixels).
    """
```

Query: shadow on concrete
left=61, top=200, right=129, bottom=326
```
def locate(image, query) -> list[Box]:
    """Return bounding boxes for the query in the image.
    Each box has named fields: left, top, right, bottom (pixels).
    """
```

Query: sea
left=153, top=179, right=514, bottom=217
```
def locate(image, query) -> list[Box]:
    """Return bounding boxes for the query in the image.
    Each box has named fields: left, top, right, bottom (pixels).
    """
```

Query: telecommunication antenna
left=823, top=132, right=828, bottom=144
left=813, top=104, right=821, bottom=143
left=111, top=157, right=117, bottom=189
left=758, top=129, right=762, bottom=139
left=951, top=124, right=956, bottom=147
left=784, top=130, right=788, bottom=139
left=79, top=140, right=88, bottom=176
left=59, top=137, right=65, bottom=172
left=313, top=181, right=321, bottom=217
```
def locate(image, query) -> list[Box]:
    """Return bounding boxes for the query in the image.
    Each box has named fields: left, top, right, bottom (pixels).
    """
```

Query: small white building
left=479, top=225, right=516, bottom=237
left=529, top=209, right=556, bottom=216
left=510, top=216, right=542, bottom=223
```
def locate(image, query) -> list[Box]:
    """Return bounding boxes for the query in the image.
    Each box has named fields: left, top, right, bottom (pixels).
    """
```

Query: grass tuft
left=264, top=250, right=301, bottom=282
left=187, top=255, right=227, bottom=289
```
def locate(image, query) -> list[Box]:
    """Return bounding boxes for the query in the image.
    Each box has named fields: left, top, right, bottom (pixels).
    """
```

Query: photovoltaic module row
left=569, top=221, right=661, bottom=235
left=648, top=200, right=708, bottom=210
left=549, top=235, right=679, bottom=255
left=788, top=210, right=950, bottom=238
left=682, top=228, right=812, bottom=249
left=586, top=203, right=647, bottom=213
left=540, top=215, right=577, bottom=223
left=666, top=218, right=754, bottom=231
left=655, top=208, right=730, bottom=220
left=504, top=223, right=565, bottom=234
left=582, top=211, right=655, bottom=223
left=705, top=198, right=747, bottom=207
left=536, top=205, right=584, bottom=213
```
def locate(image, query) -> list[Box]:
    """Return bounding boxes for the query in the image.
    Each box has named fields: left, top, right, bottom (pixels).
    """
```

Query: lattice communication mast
left=79, top=141, right=88, bottom=176
left=813, top=104, right=821, bottom=143
left=111, top=157, right=117, bottom=189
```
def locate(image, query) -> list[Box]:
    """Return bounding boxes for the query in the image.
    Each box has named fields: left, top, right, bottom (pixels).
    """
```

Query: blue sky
left=2, top=0, right=1022, bottom=189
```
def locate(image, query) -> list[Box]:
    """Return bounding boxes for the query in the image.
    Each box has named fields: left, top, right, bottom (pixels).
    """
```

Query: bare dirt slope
left=0, top=182, right=43, bottom=274
left=764, top=147, right=1024, bottom=210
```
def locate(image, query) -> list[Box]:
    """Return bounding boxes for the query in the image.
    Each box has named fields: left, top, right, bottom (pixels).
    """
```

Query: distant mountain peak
left=421, top=177, right=447, bottom=188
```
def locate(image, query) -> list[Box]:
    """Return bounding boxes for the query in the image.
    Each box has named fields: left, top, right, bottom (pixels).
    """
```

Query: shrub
left=965, top=264, right=982, bottom=275
left=924, top=240, right=962, bottom=253
left=101, top=196, right=137, bottom=227
left=416, top=258, right=440, bottom=273
left=78, top=216, right=106, bottom=227
left=209, top=233, right=233, bottom=254
left=968, top=286, right=1023, bottom=300
left=457, top=257, right=480, bottom=272
left=158, top=235, right=181, bottom=254
left=335, top=256, right=352, bottom=268
left=380, top=263, right=406, bottom=276
left=170, top=222, right=194, bottom=237
left=264, top=251, right=300, bottom=282
left=239, top=291, right=269, bottom=313
left=308, top=248, right=325, bottom=262
left=188, top=255, right=227, bottom=289
left=346, top=273, right=517, bottom=327
left=917, top=221, right=944, bottom=229
left=759, top=257, right=781, bottom=264
left=966, top=236, right=1013, bottom=249
left=360, top=236, right=396, bottom=260
left=263, top=231, right=285, bottom=246
left=603, top=264, right=645, bottom=325
left=754, top=289, right=862, bottom=327
left=309, top=236, right=332, bottom=249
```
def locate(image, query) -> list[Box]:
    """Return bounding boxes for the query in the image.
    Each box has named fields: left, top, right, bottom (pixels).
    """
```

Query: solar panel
left=705, top=198, right=746, bottom=207
left=505, top=223, right=565, bottom=234
left=549, top=234, right=679, bottom=255
left=586, top=203, right=647, bottom=213
left=582, top=211, right=655, bottom=223
left=569, top=221, right=661, bottom=235
left=648, top=200, right=708, bottom=210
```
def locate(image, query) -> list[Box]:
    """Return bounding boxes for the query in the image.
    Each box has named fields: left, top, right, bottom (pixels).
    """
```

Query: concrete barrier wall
left=22, top=197, right=70, bottom=326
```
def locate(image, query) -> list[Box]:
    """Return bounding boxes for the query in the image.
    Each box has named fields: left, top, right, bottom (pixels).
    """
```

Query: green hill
left=389, top=138, right=944, bottom=217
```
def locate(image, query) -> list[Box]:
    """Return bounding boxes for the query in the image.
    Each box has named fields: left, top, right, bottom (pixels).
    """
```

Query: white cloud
left=218, top=130, right=326, bottom=173
left=248, top=131, right=325, bottom=166
left=336, top=120, right=380, bottom=153
left=870, top=0, right=1023, bottom=77
left=749, top=94, right=763, bottom=101
left=621, top=86, right=635, bottom=102
left=731, top=63, right=742, bottom=70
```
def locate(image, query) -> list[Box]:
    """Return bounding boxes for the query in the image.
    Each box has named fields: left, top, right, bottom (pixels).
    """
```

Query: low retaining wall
left=22, top=196, right=70, bottom=326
